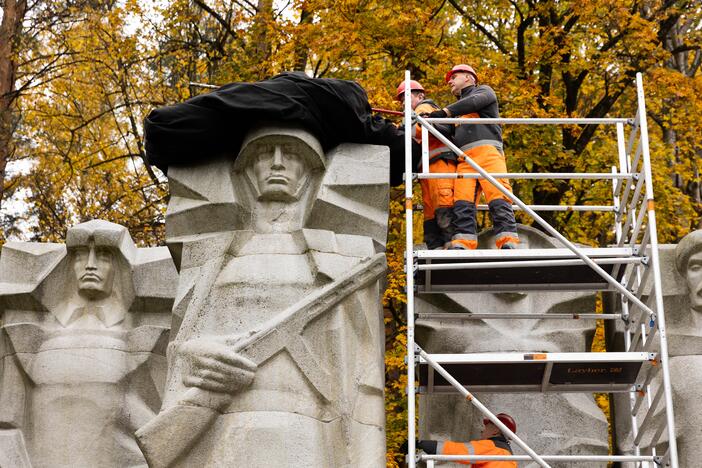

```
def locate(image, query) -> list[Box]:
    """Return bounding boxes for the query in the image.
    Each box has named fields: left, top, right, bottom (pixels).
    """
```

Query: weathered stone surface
left=0, top=220, right=177, bottom=468
left=138, top=125, right=388, bottom=467
left=417, top=226, right=608, bottom=467
left=610, top=233, right=702, bottom=466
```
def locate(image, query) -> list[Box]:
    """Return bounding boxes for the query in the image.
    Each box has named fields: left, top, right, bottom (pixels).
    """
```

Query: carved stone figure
left=417, top=226, right=609, bottom=467
left=0, top=220, right=177, bottom=468
left=137, top=125, right=389, bottom=467
left=610, top=232, right=702, bottom=466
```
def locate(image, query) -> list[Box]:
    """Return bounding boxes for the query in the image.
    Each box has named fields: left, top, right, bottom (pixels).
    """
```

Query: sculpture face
left=686, top=251, right=702, bottom=312
left=72, top=244, right=115, bottom=299
left=252, top=143, right=308, bottom=201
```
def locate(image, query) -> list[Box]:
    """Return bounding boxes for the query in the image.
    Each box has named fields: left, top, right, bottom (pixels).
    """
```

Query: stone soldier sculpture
left=610, top=231, right=702, bottom=466
left=137, top=125, right=389, bottom=467
left=0, top=220, right=176, bottom=468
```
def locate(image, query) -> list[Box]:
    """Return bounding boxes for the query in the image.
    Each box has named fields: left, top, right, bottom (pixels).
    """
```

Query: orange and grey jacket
left=413, top=99, right=456, bottom=164
left=417, top=436, right=516, bottom=467
left=445, top=85, right=503, bottom=155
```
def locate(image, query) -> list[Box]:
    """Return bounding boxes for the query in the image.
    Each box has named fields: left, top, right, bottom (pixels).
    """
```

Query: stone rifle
left=135, top=252, right=387, bottom=467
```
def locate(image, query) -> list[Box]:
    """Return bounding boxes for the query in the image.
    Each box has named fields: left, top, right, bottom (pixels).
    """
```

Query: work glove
left=426, top=109, right=447, bottom=119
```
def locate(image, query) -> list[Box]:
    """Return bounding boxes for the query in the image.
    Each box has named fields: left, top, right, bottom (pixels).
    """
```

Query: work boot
left=448, top=233, right=477, bottom=250
left=489, top=199, right=520, bottom=249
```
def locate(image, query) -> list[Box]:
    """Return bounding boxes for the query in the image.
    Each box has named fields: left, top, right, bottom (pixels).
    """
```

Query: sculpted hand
left=178, top=338, right=257, bottom=394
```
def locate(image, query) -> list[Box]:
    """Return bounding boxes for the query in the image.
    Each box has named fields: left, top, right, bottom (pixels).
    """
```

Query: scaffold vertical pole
left=636, top=72, right=678, bottom=467
left=404, top=70, right=418, bottom=468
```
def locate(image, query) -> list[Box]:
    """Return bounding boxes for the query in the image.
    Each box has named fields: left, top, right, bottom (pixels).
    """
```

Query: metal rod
left=633, top=364, right=660, bottom=416
left=473, top=204, right=615, bottom=212
left=628, top=195, right=648, bottom=247
left=634, top=384, right=664, bottom=446
left=425, top=117, right=632, bottom=125
left=189, top=81, right=219, bottom=89
left=613, top=166, right=623, bottom=242
left=417, top=257, right=643, bottom=271
left=420, top=454, right=660, bottom=462
left=403, top=71, right=417, bottom=468
left=415, top=313, right=622, bottom=320
left=416, top=115, right=655, bottom=316
left=637, top=71, right=679, bottom=467
left=371, top=107, right=404, bottom=116
left=626, top=109, right=640, bottom=160
left=421, top=126, right=430, bottom=173
left=417, top=172, right=634, bottom=180
left=617, top=175, right=645, bottom=246
left=418, top=347, right=552, bottom=468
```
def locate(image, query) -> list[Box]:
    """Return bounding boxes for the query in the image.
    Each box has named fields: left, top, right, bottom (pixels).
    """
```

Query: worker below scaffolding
left=406, top=412, right=518, bottom=467
left=426, top=64, right=519, bottom=250
left=396, top=79, right=457, bottom=249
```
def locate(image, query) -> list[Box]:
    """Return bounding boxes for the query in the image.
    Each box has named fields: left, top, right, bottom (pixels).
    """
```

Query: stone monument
left=611, top=230, right=702, bottom=466
left=136, top=125, right=390, bottom=467
left=0, top=220, right=177, bottom=468
left=417, top=226, right=609, bottom=467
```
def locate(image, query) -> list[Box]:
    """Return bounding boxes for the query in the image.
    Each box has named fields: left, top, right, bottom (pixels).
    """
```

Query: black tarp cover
left=144, top=72, right=416, bottom=186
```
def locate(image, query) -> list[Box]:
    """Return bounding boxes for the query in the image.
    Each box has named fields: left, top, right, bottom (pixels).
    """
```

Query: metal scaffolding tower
left=402, top=71, right=678, bottom=467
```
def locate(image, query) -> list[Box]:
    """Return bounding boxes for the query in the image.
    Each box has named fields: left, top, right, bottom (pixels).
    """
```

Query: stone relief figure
left=417, top=226, right=609, bottom=468
left=610, top=231, right=702, bottom=466
left=676, top=230, right=702, bottom=313
left=0, top=220, right=176, bottom=468
left=136, top=125, right=389, bottom=467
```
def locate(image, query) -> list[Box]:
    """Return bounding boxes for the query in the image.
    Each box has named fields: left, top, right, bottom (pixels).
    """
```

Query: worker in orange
left=411, top=412, right=518, bottom=467
left=396, top=79, right=457, bottom=249
left=426, top=64, right=519, bottom=250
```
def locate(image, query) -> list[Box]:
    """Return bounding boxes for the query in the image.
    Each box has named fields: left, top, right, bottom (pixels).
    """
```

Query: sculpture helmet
left=396, top=80, right=425, bottom=101
left=235, top=123, right=326, bottom=172
left=483, top=413, right=517, bottom=434
left=445, top=64, right=478, bottom=84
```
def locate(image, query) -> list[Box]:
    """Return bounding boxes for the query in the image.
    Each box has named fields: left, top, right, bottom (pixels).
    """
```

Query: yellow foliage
left=4, top=2, right=702, bottom=465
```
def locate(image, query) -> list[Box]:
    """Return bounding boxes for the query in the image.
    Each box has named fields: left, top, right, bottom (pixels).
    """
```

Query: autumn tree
left=2, top=0, right=702, bottom=465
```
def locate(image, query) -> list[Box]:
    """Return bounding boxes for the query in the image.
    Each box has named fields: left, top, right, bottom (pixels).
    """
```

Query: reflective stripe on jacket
left=446, top=85, right=503, bottom=154
left=439, top=436, right=516, bottom=467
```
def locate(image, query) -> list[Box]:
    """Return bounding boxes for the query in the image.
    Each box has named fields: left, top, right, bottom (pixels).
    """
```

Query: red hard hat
left=445, top=64, right=478, bottom=83
left=396, top=80, right=425, bottom=100
left=483, top=413, right=517, bottom=434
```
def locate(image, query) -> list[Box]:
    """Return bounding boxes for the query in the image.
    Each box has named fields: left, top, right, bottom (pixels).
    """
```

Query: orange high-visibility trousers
left=453, top=145, right=512, bottom=205
left=420, top=158, right=456, bottom=221
left=450, top=144, right=519, bottom=250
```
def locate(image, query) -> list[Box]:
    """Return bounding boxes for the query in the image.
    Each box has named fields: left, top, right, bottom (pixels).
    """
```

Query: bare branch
left=447, top=0, right=510, bottom=55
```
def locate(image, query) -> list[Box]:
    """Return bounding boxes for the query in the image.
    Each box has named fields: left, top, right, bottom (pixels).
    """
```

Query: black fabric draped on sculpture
left=143, top=71, right=417, bottom=186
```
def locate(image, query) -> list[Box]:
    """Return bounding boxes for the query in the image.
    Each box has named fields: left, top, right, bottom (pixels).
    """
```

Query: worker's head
left=396, top=80, right=425, bottom=110
left=445, top=64, right=478, bottom=96
left=480, top=413, right=517, bottom=439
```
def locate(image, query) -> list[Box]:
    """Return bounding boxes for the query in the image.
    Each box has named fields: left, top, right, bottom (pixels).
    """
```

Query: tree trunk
left=0, top=0, right=28, bottom=210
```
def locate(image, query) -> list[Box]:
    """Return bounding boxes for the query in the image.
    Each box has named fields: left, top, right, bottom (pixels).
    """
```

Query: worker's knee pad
left=452, top=200, right=477, bottom=235
left=488, top=199, right=517, bottom=234
left=434, top=207, right=453, bottom=231
left=423, top=219, right=444, bottom=250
